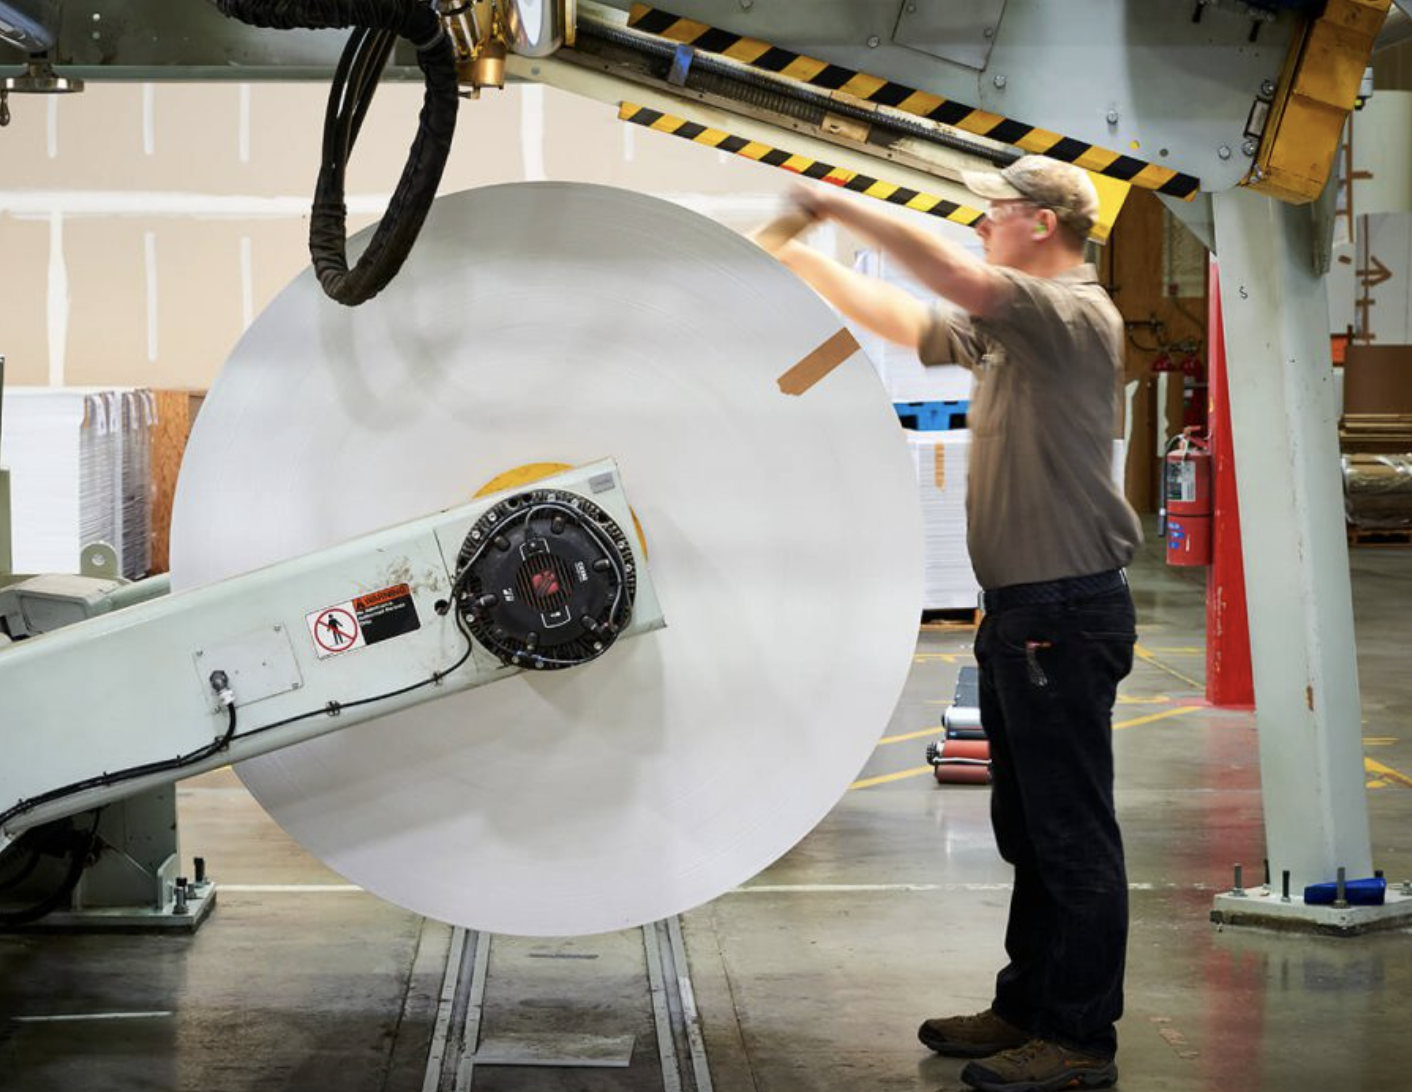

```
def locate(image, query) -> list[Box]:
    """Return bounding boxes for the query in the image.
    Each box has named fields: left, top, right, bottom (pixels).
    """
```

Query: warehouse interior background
left=4, top=4, right=1412, bottom=1091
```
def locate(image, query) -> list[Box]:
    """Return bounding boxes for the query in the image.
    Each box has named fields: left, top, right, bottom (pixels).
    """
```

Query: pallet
left=1347, top=526, right=1412, bottom=548
left=921, top=607, right=981, bottom=627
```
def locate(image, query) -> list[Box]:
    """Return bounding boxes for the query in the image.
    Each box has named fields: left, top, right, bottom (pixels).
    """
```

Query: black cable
left=0, top=846, right=42, bottom=894
left=0, top=707, right=238, bottom=835
left=0, top=617, right=475, bottom=834
left=230, top=614, right=475, bottom=745
left=345, top=31, right=397, bottom=153
left=0, top=810, right=102, bottom=928
left=214, top=1, right=459, bottom=306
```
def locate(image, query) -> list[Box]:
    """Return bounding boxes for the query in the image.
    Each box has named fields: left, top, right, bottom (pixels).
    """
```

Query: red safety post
left=1205, top=262, right=1255, bottom=708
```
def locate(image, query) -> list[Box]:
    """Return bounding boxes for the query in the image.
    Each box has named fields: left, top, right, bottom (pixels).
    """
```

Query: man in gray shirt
left=766, top=156, right=1140, bottom=1092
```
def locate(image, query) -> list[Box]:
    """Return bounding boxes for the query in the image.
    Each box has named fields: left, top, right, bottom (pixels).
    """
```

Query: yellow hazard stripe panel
left=618, top=103, right=984, bottom=229
left=627, top=4, right=1201, bottom=200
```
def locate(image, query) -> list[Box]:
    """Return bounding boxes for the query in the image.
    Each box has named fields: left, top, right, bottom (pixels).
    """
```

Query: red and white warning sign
left=306, top=583, right=420, bottom=660
left=308, top=605, right=363, bottom=658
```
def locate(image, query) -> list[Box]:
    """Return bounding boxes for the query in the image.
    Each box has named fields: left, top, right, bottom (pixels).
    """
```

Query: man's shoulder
left=991, top=262, right=1115, bottom=322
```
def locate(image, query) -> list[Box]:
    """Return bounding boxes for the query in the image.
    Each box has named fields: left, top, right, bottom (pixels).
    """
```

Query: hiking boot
left=960, top=1038, right=1118, bottom=1092
left=917, top=1008, right=1029, bottom=1058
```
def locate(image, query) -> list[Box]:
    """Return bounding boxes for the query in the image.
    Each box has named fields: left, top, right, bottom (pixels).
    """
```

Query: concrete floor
left=3, top=530, right=1411, bottom=1092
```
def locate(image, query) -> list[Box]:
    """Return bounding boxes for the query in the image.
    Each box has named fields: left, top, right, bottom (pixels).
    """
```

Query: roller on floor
left=927, top=664, right=991, bottom=785
left=927, top=737, right=992, bottom=785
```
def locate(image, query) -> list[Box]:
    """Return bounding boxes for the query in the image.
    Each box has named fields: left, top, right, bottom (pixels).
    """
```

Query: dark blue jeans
left=974, top=584, right=1136, bottom=1060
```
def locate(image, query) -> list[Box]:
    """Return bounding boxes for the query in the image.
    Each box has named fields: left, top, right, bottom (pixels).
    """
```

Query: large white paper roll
left=170, top=182, right=923, bottom=936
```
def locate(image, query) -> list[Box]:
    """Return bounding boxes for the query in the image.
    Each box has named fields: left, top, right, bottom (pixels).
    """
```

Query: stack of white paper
left=77, top=390, right=121, bottom=569
left=1, top=387, right=155, bottom=577
left=909, top=429, right=981, bottom=611
left=118, top=390, right=157, bottom=579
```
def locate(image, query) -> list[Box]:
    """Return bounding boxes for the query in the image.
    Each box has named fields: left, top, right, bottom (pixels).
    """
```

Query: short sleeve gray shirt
left=918, top=263, right=1142, bottom=590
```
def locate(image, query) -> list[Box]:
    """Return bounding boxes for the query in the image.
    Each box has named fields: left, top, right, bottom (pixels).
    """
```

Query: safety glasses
left=984, top=199, right=1040, bottom=223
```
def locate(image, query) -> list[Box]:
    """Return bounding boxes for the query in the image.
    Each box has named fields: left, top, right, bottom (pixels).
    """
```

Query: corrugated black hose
left=0, top=812, right=102, bottom=928
left=214, top=1, right=459, bottom=305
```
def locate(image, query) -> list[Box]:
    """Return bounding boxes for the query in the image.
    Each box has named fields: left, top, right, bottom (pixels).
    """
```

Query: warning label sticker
left=1166, top=461, right=1198, bottom=504
left=306, top=584, right=421, bottom=660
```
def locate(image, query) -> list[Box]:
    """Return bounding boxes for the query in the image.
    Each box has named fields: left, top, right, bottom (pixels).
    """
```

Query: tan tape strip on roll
left=934, top=442, right=946, bottom=490
left=777, top=328, right=861, bottom=396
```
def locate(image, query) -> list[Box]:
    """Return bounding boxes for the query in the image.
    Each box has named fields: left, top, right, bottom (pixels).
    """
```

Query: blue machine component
left=1303, top=877, right=1387, bottom=906
left=894, top=400, right=969, bottom=431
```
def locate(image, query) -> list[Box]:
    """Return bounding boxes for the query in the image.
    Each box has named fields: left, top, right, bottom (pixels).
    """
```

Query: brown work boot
left=917, top=1008, right=1029, bottom=1058
left=960, top=1038, right=1118, bottom=1091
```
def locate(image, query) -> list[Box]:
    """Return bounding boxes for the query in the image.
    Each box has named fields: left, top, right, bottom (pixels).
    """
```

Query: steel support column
left=1210, top=187, right=1372, bottom=903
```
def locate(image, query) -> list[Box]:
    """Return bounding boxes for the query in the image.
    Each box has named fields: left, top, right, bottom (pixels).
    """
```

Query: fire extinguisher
left=1160, top=428, right=1213, bottom=566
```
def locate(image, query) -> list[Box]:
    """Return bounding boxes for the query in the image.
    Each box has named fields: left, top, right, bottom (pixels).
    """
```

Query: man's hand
left=789, top=184, right=851, bottom=224
left=787, top=183, right=1007, bottom=318
left=751, top=207, right=820, bottom=255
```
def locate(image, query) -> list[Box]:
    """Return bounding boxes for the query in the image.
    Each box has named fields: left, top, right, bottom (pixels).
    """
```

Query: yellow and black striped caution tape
left=627, top=4, right=1201, bottom=200
left=619, top=102, right=985, bottom=227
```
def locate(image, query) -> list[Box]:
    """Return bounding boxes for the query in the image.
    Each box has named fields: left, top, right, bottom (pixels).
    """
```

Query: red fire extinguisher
left=1161, top=428, right=1213, bottom=566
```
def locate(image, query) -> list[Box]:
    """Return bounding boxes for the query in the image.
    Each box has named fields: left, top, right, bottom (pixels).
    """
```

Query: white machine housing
left=0, top=459, right=664, bottom=849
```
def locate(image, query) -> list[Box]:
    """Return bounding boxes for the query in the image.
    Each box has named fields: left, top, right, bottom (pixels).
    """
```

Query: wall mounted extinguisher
left=1160, top=428, right=1213, bottom=566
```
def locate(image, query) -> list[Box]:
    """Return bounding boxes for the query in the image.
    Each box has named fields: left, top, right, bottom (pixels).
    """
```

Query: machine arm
left=0, top=460, right=663, bottom=850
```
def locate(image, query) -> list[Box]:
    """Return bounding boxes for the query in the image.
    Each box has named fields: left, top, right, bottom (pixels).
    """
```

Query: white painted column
left=1211, top=187, right=1372, bottom=892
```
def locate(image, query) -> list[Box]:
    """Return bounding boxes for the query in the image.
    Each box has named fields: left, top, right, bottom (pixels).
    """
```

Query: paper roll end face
left=179, top=183, right=918, bottom=935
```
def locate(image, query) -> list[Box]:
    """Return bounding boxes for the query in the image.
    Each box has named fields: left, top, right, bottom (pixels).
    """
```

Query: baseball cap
left=960, top=155, right=1100, bottom=236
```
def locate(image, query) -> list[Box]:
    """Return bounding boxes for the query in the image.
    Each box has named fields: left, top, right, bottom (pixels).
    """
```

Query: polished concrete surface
left=3, top=531, right=1411, bottom=1091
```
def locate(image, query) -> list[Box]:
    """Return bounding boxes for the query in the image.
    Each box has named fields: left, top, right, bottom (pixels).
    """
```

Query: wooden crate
left=150, top=390, right=205, bottom=574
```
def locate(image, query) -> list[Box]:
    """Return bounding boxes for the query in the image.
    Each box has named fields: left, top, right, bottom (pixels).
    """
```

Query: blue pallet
left=894, top=400, right=969, bottom=431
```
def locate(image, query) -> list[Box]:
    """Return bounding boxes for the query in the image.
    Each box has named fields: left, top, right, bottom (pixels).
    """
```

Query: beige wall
left=0, top=79, right=805, bottom=390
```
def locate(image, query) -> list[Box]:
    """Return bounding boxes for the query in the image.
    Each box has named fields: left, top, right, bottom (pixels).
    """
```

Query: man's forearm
left=800, top=191, right=1005, bottom=317
left=775, top=242, right=929, bottom=349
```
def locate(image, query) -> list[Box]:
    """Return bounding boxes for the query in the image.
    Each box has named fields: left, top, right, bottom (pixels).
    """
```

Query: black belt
left=980, top=569, right=1128, bottom=614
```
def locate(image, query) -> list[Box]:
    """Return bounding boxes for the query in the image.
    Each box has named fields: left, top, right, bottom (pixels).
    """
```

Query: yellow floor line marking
left=1143, top=646, right=1205, bottom=655
left=878, top=727, right=941, bottom=746
left=1364, top=737, right=1398, bottom=745
left=913, top=652, right=969, bottom=664
left=1365, top=757, right=1412, bottom=789
left=922, top=695, right=1175, bottom=708
left=1114, top=706, right=1203, bottom=731
left=851, top=766, right=934, bottom=790
left=1134, top=643, right=1203, bottom=689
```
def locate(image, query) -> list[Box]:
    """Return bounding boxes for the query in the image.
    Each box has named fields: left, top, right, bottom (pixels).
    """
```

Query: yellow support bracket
left=1248, top=0, right=1392, bottom=204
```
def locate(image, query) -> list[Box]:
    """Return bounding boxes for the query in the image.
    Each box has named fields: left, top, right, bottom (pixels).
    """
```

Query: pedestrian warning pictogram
left=311, top=607, right=361, bottom=656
